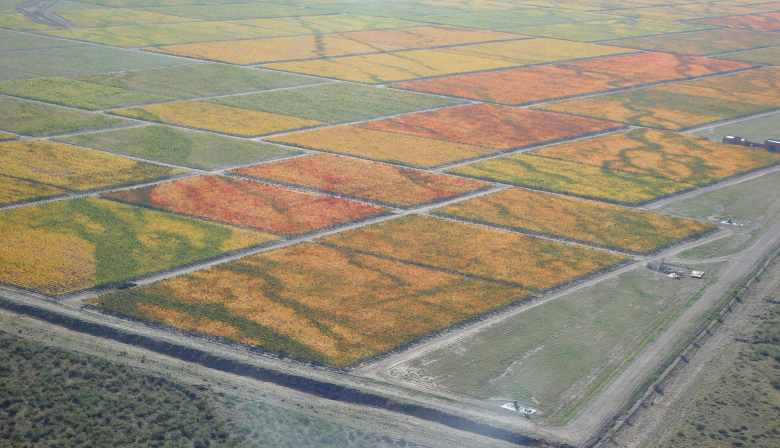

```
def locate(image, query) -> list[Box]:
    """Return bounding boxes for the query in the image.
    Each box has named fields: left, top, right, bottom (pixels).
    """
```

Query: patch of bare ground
left=605, top=252, right=780, bottom=448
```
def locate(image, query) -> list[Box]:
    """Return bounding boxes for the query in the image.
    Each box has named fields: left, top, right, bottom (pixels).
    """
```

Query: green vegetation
left=695, top=113, right=780, bottom=142
left=0, top=331, right=397, bottom=448
left=0, top=46, right=193, bottom=79
left=408, top=9, right=617, bottom=29
left=660, top=305, right=780, bottom=447
left=136, top=3, right=314, bottom=20
left=59, top=125, right=302, bottom=170
left=715, top=46, right=780, bottom=66
left=0, top=29, right=83, bottom=51
left=397, top=267, right=719, bottom=422
left=208, top=82, right=463, bottom=124
left=309, top=3, right=465, bottom=19
left=508, top=18, right=713, bottom=42
left=0, top=65, right=317, bottom=110
left=0, top=97, right=128, bottom=136
left=678, top=233, right=753, bottom=260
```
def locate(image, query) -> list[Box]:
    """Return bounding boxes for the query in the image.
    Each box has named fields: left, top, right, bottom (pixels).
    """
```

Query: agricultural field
left=394, top=53, right=752, bottom=105
left=88, top=242, right=529, bottom=366
left=231, top=153, right=490, bottom=207
left=207, top=82, right=464, bottom=124
left=133, top=3, right=315, bottom=20
left=58, top=125, right=301, bottom=170
left=0, top=29, right=84, bottom=51
left=0, top=46, right=193, bottom=79
left=0, top=64, right=318, bottom=110
left=0, top=197, right=274, bottom=295
left=239, top=13, right=419, bottom=35
left=435, top=187, right=715, bottom=253
left=602, top=28, right=780, bottom=56
left=269, top=125, right=499, bottom=167
left=103, top=175, right=388, bottom=235
left=110, top=101, right=322, bottom=137
left=0, top=13, right=55, bottom=31
left=405, top=8, right=618, bottom=29
left=319, top=214, right=629, bottom=290
left=42, top=22, right=287, bottom=47
left=714, top=46, right=780, bottom=66
left=506, top=18, right=712, bottom=42
left=690, top=11, right=780, bottom=31
left=527, top=129, right=780, bottom=185
left=0, top=176, right=65, bottom=205
left=0, top=97, right=128, bottom=136
left=149, top=26, right=521, bottom=64
left=447, top=153, right=692, bottom=204
left=357, top=104, right=623, bottom=150
left=393, top=265, right=723, bottom=422
left=0, top=131, right=15, bottom=141
left=53, top=7, right=195, bottom=27
left=0, top=140, right=184, bottom=192
left=695, top=113, right=780, bottom=142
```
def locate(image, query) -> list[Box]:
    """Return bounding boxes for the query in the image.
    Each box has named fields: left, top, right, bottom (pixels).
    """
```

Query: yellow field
left=269, top=126, right=498, bottom=167
left=0, top=14, right=54, bottom=31
left=446, top=38, right=635, bottom=64
left=0, top=175, right=64, bottom=205
left=654, top=67, right=780, bottom=107
left=240, top=14, right=419, bottom=35
left=529, top=129, right=780, bottom=185
left=110, top=101, right=323, bottom=137
left=0, top=140, right=185, bottom=191
left=54, top=8, right=195, bottom=28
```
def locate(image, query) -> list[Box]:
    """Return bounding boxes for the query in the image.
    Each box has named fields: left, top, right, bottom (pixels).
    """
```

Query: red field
left=103, top=175, right=387, bottom=235
left=394, top=53, right=753, bottom=105
left=357, top=104, right=623, bottom=150
left=231, top=154, right=490, bottom=207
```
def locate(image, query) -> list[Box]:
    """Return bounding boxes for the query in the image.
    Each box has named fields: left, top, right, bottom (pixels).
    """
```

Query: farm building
left=722, top=136, right=780, bottom=152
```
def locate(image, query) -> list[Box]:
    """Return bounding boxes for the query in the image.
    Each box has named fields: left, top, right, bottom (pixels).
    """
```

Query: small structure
left=501, top=401, right=536, bottom=415
left=722, top=136, right=780, bottom=153
left=691, top=271, right=706, bottom=279
left=647, top=257, right=670, bottom=273
left=668, top=272, right=684, bottom=280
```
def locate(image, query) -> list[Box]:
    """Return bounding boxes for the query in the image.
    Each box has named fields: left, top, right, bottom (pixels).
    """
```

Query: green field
left=396, top=266, right=722, bottom=422
left=307, top=3, right=467, bottom=18
left=0, top=13, right=55, bottom=31
left=137, top=2, right=316, bottom=20
left=602, top=28, right=780, bottom=56
left=695, top=113, right=780, bottom=143
left=407, top=9, right=623, bottom=30
left=0, top=97, right=128, bottom=136
left=715, top=46, right=780, bottom=66
left=0, top=64, right=318, bottom=110
left=242, top=13, right=419, bottom=35
left=0, top=29, right=83, bottom=51
left=208, top=82, right=464, bottom=124
left=58, top=125, right=302, bottom=169
left=0, top=46, right=195, bottom=79
left=507, top=18, right=712, bottom=42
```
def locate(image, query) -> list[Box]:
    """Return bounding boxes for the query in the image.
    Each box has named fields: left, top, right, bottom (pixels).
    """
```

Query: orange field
left=653, top=66, right=780, bottom=108
left=394, top=53, right=753, bottom=104
left=111, top=101, right=322, bottom=137
left=435, top=187, right=716, bottom=253
left=529, top=129, right=780, bottom=185
left=320, top=214, right=629, bottom=290
left=103, top=175, right=388, bottom=235
left=231, top=153, right=490, bottom=207
left=357, top=104, right=623, bottom=150
left=268, top=126, right=498, bottom=167
left=89, top=243, right=530, bottom=365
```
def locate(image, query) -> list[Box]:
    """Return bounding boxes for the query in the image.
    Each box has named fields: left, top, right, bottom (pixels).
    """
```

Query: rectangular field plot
left=0, top=64, right=317, bottom=110
left=264, top=48, right=518, bottom=83
left=653, top=67, right=780, bottom=108
left=241, top=14, right=419, bottom=35
left=394, top=266, right=719, bottom=421
left=319, top=214, right=628, bottom=290
left=357, top=104, right=622, bottom=150
left=43, top=22, right=285, bottom=47
left=149, top=26, right=519, bottom=64
left=394, top=53, right=753, bottom=105
left=0, top=13, right=55, bottom=30
left=104, top=175, right=388, bottom=235
left=537, top=87, right=769, bottom=131
left=715, top=46, right=780, bottom=66
left=435, top=188, right=715, bottom=254
left=442, top=38, right=635, bottom=64
left=0, top=29, right=84, bottom=51
left=691, top=12, right=780, bottom=31
left=231, top=153, right=490, bottom=207
left=54, top=8, right=195, bottom=27
left=207, top=82, right=463, bottom=124
left=306, top=2, right=468, bottom=18
left=110, top=101, right=322, bottom=137
left=135, top=3, right=315, bottom=20
left=0, top=46, right=194, bottom=77
left=0, top=140, right=185, bottom=191
left=447, top=153, right=693, bottom=205
left=268, top=126, right=499, bottom=168
left=88, top=243, right=529, bottom=366
left=0, top=175, right=65, bottom=205
left=606, top=4, right=758, bottom=21
left=507, top=18, right=713, bottom=42
left=407, top=8, right=617, bottom=29
left=57, top=125, right=301, bottom=170
left=0, top=197, right=275, bottom=295
left=0, top=97, right=128, bottom=136
left=529, top=129, right=780, bottom=185
left=602, top=28, right=780, bottom=56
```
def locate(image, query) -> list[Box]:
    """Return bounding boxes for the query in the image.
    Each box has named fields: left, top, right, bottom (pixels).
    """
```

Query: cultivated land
left=2, top=0, right=780, bottom=447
